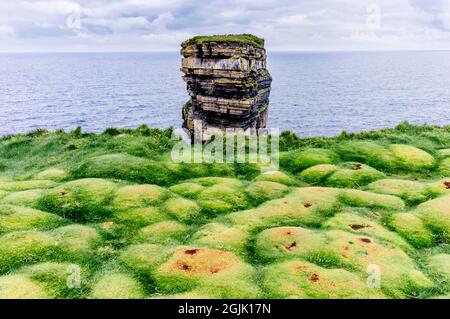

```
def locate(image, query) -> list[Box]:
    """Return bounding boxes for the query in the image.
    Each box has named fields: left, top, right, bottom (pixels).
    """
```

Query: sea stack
left=180, top=34, right=272, bottom=141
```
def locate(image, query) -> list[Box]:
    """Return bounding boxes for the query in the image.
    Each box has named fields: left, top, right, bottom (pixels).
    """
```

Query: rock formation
left=180, top=34, right=272, bottom=141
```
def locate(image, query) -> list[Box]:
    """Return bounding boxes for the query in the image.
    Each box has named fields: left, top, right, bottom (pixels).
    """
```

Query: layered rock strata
left=180, top=34, right=272, bottom=141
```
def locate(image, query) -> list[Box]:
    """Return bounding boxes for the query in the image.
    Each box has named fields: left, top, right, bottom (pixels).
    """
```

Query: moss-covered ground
left=182, top=34, right=265, bottom=48
left=0, top=123, right=450, bottom=299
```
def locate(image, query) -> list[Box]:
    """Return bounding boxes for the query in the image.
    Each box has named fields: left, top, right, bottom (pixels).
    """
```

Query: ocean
left=0, top=51, right=449, bottom=137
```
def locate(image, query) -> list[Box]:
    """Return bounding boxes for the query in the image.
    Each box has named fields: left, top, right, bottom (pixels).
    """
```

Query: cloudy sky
left=1, top=0, right=450, bottom=52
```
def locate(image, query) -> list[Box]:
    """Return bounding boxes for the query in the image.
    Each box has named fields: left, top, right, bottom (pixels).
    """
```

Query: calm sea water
left=0, top=51, right=449, bottom=137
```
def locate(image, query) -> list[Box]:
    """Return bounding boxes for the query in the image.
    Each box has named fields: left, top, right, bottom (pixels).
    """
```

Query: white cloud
left=275, top=14, right=308, bottom=27
left=0, top=0, right=450, bottom=52
left=142, top=31, right=193, bottom=47
left=18, top=0, right=81, bottom=15
left=0, top=25, right=14, bottom=38
left=440, top=0, right=450, bottom=29
left=150, top=12, right=175, bottom=29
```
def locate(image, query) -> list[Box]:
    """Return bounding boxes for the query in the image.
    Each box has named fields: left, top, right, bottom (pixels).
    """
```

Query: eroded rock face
left=180, top=35, right=272, bottom=141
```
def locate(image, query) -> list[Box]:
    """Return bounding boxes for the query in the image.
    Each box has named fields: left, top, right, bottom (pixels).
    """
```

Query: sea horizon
left=1, top=50, right=450, bottom=137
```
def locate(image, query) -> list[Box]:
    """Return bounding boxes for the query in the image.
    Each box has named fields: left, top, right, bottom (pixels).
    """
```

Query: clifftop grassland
left=181, top=34, right=265, bottom=48
left=0, top=122, right=450, bottom=299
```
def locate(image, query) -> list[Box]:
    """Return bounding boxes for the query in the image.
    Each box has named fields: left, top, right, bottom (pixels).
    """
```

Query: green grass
left=182, top=34, right=265, bottom=48
left=0, top=123, right=450, bottom=298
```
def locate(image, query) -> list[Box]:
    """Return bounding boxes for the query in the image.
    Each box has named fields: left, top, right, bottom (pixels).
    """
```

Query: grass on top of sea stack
left=182, top=34, right=265, bottom=48
left=0, top=122, right=450, bottom=299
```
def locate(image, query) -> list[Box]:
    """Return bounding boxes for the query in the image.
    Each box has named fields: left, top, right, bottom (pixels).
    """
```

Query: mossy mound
left=37, top=178, right=116, bottom=223
left=245, top=181, right=289, bottom=203
left=35, top=168, right=68, bottom=182
left=337, top=142, right=436, bottom=172
left=169, top=182, right=205, bottom=198
left=326, top=163, right=386, bottom=188
left=367, top=179, right=430, bottom=205
left=189, top=177, right=241, bottom=188
left=426, top=178, right=450, bottom=196
left=427, top=254, right=450, bottom=287
left=76, top=154, right=148, bottom=178
left=51, top=225, right=100, bottom=256
left=0, top=205, right=65, bottom=233
left=180, top=162, right=235, bottom=180
left=89, top=273, right=146, bottom=299
left=281, top=148, right=337, bottom=173
left=113, top=207, right=165, bottom=227
left=21, top=262, right=86, bottom=298
left=0, top=180, right=57, bottom=192
left=191, top=223, right=248, bottom=252
left=114, top=184, right=167, bottom=210
left=299, top=164, right=338, bottom=185
left=323, top=212, right=409, bottom=250
left=194, top=178, right=248, bottom=215
left=226, top=187, right=340, bottom=230
left=389, top=144, right=436, bottom=171
left=255, top=227, right=432, bottom=297
left=388, top=213, right=435, bottom=248
left=137, top=221, right=188, bottom=244
left=254, top=171, right=296, bottom=186
left=439, top=158, right=450, bottom=175
left=336, top=141, right=397, bottom=171
left=255, top=226, right=327, bottom=261
left=153, top=246, right=259, bottom=297
left=0, top=274, right=50, bottom=299
left=162, top=197, right=200, bottom=222
left=263, top=260, right=385, bottom=299
left=415, top=195, right=450, bottom=240
left=119, top=244, right=173, bottom=276
left=325, top=230, right=433, bottom=298
left=74, top=153, right=176, bottom=185
left=190, top=272, right=261, bottom=299
left=0, top=231, right=57, bottom=273
left=339, top=189, right=405, bottom=210
left=0, top=189, right=44, bottom=207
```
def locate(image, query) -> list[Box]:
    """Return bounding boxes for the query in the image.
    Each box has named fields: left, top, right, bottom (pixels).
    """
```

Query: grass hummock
left=0, top=122, right=449, bottom=298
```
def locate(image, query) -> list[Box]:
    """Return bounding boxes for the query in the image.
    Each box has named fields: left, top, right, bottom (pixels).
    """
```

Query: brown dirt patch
left=350, top=224, right=371, bottom=231
left=283, top=241, right=297, bottom=250
left=309, top=273, right=320, bottom=282
left=185, top=249, right=199, bottom=255
left=176, top=261, right=192, bottom=272
left=168, top=247, right=239, bottom=276
left=210, top=266, right=221, bottom=274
